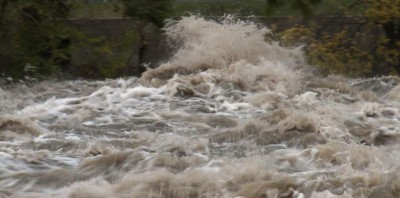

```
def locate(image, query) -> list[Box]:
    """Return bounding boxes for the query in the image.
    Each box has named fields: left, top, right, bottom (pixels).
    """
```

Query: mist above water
left=1, top=15, right=400, bottom=198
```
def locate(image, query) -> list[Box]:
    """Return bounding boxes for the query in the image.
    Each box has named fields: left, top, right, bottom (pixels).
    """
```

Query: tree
left=266, top=0, right=400, bottom=77
left=0, top=0, right=74, bottom=78
left=364, top=0, right=400, bottom=74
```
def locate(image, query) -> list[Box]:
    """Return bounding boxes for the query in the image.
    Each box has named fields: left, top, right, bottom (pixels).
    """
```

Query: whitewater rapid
left=1, top=16, right=400, bottom=198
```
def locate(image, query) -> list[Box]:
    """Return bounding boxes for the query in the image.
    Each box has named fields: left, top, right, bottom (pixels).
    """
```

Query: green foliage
left=280, top=26, right=374, bottom=77
left=9, top=23, right=72, bottom=77
left=274, top=0, right=400, bottom=77
left=0, top=0, right=74, bottom=78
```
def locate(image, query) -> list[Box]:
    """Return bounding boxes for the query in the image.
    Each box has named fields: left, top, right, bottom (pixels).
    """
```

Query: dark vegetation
left=268, top=0, right=400, bottom=77
left=0, top=0, right=398, bottom=80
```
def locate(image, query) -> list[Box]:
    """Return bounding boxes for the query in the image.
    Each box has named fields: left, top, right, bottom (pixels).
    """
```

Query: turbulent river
left=1, top=16, right=400, bottom=198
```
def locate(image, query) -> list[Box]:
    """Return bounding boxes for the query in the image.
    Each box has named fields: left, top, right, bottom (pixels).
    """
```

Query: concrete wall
left=0, top=17, right=384, bottom=77
left=66, top=18, right=171, bottom=76
left=66, top=17, right=380, bottom=67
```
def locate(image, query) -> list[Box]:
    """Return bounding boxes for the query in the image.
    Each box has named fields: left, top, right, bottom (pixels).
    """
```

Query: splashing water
left=1, top=16, right=400, bottom=198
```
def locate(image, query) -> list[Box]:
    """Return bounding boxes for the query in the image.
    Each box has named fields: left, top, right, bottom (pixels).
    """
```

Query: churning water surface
left=1, top=16, right=400, bottom=198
